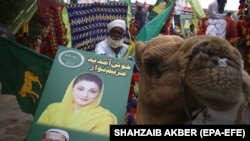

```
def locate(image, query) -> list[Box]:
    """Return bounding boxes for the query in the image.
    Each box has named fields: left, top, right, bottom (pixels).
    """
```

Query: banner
left=180, top=14, right=195, bottom=38
left=66, top=2, right=131, bottom=51
left=26, top=46, right=134, bottom=141
left=0, top=37, right=53, bottom=115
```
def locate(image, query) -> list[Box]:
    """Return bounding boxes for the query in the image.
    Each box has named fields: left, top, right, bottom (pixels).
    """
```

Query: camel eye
left=207, top=49, right=215, bottom=57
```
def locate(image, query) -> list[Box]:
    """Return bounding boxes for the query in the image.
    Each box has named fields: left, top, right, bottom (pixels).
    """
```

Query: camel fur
left=135, top=35, right=250, bottom=124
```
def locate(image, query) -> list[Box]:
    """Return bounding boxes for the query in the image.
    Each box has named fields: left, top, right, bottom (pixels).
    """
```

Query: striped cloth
left=66, top=2, right=131, bottom=51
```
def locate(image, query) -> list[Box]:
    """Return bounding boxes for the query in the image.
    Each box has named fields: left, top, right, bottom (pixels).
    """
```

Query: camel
left=19, top=71, right=42, bottom=103
left=135, top=35, right=250, bottom=124
left=234, top=70, right=250, bottom=124
left=202, top=37, right=250, bottom=124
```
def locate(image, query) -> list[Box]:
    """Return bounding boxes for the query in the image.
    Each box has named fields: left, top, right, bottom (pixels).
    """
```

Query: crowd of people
left=15, top=32, right=42, bottom=52
left=9, top=2, right=153, bottom=59
left=7, top=0, right=232, bottom=60
left=3, top=0, right=240, bottom=121
left=13, top=24, right=59, bottom=58
left=12, top=1, right=236, bottom=127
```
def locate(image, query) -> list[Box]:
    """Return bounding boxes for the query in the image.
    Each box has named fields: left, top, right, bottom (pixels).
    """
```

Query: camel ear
left=137, top=35, right=184, bottom=79
left=135, top=41, right=146, bottom=66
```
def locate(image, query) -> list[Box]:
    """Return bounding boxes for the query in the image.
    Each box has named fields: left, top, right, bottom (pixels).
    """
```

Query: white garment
left=77, top=0, right=86, bottom=3
left=95, top=39, right=128, bottom=58
left=107, top=19, right=126, bottom=32
left=205, top=0, right=226, bottom=38
left=206, top=19, right=227, bottom=38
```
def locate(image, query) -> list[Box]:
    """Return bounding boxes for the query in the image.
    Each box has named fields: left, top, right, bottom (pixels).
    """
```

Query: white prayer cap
left=107, top=19, right=126, bottom=32
left=46, top=128, right=69, bottom=141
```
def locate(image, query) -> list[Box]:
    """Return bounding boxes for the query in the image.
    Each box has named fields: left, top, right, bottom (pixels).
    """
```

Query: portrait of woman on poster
left=37, top=72, right=117, bottom=136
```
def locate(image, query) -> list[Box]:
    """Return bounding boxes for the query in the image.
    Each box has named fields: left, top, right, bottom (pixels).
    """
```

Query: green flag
left=147, top=0, right=175, bottom=21
left=135, top=0, right=176, bottom=42
left=0, top=37, right=53, bottom=115
left=123, top=39, right=136, bottom=60
left=125, top=0, right=132, bottom=28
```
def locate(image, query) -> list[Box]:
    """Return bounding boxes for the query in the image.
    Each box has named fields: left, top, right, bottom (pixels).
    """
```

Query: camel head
left=135, top=35, right=250, bottom=124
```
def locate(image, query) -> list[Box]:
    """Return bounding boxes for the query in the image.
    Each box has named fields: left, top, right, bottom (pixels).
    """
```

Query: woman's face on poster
left=72, top=80, right=100, bottom=106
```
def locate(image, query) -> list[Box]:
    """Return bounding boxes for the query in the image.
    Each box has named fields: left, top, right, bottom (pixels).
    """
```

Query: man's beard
left=107, top=36, right=124, bottom=49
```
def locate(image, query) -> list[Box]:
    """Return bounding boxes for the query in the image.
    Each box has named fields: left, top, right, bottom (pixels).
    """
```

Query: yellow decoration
left=188, top=0, right=206, bottom=19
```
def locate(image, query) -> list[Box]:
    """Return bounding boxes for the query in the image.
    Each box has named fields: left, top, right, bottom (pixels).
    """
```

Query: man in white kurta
left=95, top=19, right=128, bottom=58
left=205, top=0, right=227, bottom=38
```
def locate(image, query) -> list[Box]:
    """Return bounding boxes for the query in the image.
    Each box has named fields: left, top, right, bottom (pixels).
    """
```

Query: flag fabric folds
left=125, top=0, right=132, bottom=29
left=187, top=0, right=206, bottom=19
left=0, top=37, right=53, bottom=115
left=135, top=0, right=176, bottom=43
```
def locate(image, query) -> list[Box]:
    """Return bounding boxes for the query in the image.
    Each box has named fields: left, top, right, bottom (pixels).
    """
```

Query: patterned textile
left=37, top=0, right=64, bottom=26
left=37, top=0, right=68, bottom=57
left=46, top=6, right=69, bottom=55
left=66, top=2, right=131, bottom=51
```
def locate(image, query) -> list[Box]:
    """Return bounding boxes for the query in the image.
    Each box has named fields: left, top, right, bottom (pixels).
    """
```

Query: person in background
left=95, top=19, right=139, bottom=127
left=39, top=25, right=54, bottom=58
left=134, top=5, right=147, bottom=32
left=37, top=72, right=117, bottom=136
left=34, top=35, right=42, bottom=53
left=205, top=0, right=227, bottom=38
left=197, top=18, right=208, bottom=35
left=225, top=12, right=235, bottom=40
left=146, top=5, right=154, bottom=24
left=129, top=18, right=139, bottom=40
left=95, top=19, right=128, bottom=58
left=19, top=32, right=29, bottom=47
left=41, top=129, right=69, bottom=141
left=187, top=24, right=196, bottom=38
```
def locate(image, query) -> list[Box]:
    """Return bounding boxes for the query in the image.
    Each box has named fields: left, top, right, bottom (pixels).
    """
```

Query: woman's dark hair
left=73, top=73, right=103, bottom=90
left=217, top=0, right=227, bottom=13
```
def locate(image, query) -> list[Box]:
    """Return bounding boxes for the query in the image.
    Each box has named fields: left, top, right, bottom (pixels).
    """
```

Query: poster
left=180, top=14, right=195, bottom=38
left=26, top=46, right=134, bottom=141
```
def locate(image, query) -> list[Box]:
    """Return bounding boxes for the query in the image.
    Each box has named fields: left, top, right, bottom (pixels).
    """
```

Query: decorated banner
left=37, top=0, right=69, bottom=57
left=66, top=2, right=131, bottom=51
left=147, top=0, right=175, bottom=21
left=26, top=46, right=134, bottom=141
left=180, top=14, right=195, bottom=38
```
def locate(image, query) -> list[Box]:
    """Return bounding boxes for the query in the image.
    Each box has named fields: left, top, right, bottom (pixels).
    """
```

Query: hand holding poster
left=26, top=46, right=134, bottom=141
